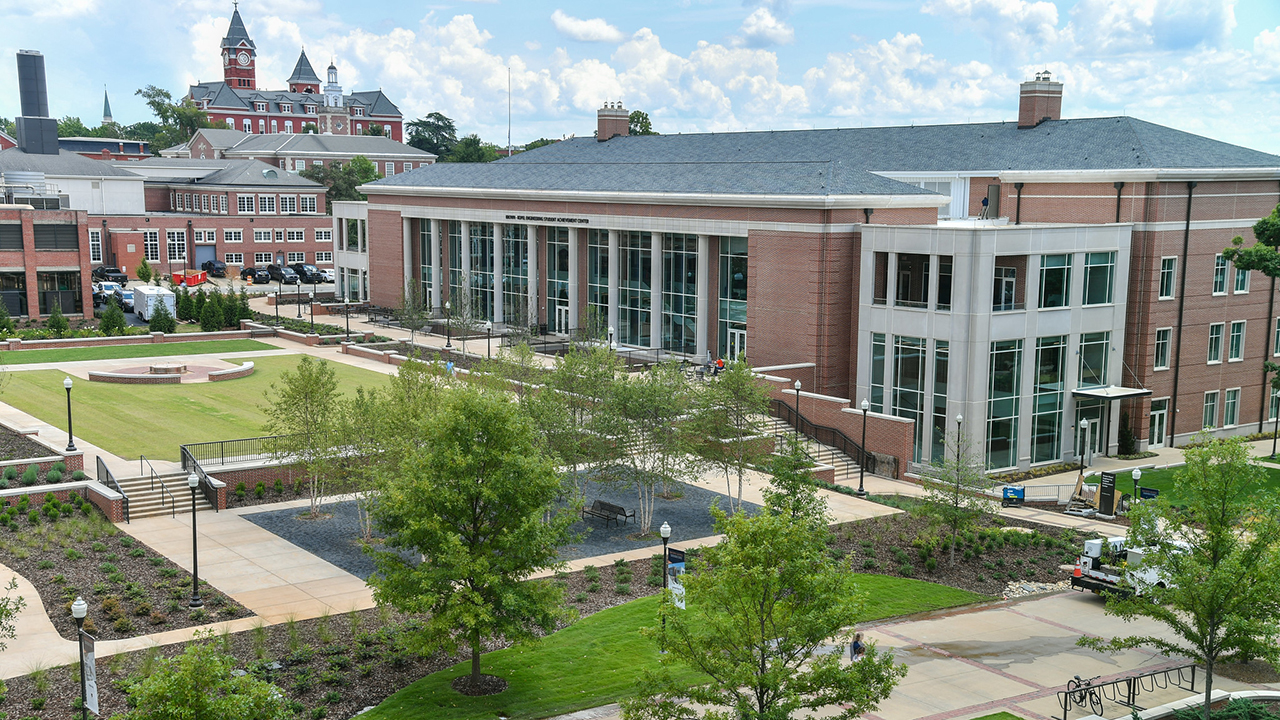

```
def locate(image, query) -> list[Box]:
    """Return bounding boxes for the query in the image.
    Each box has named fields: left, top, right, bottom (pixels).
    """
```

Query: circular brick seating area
left=87, top=362, right=255, bottom=385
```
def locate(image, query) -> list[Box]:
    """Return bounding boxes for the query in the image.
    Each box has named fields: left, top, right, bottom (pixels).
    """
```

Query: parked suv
left=91, top=266, right=127, bottom=285
left=268, top=264, right=298, bottom=284
left=290, top=263, right=323, bottom=284
left=201, top=259, right=227, bottom=278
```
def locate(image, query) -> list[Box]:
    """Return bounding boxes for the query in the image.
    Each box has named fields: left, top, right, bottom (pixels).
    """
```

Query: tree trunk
left=950, top=525, right=957, bottom=566
left=472, top=629, right=482, bottom=684
left=1203, top=658, right=1214, bottom=720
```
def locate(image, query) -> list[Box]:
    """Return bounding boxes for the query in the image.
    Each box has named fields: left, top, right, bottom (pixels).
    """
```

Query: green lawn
left=363, top=576, right=990, bottom=720
left=1117, top=465, right=1280, bottom=506
left=970, top=713, right=1026, bottom=720
left=0, top=339, right=276, bottom=364
left=0, top=355, right=390, bottom=460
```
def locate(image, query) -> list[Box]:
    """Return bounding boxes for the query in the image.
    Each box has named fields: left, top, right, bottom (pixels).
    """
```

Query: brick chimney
left=597, top=102, right=629, bottom=141
left=1017, top=71, right=1063, bottom=129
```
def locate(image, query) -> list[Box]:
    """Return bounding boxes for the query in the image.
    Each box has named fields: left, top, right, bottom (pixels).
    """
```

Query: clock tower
left=220, top=6, right=257, bottom=90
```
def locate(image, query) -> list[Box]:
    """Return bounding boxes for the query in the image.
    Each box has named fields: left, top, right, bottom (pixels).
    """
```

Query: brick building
left=164, top=128, right=434, bottom=174
left=188, top=9, right=403, bottom=142
left=358, top=82, right=1280, bottom=472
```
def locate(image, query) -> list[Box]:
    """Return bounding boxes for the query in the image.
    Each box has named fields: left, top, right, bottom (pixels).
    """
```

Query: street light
left=187, top=471, right=203, bottom=609
left=444, top=300, right=453, bottom=349
left=63, top=376, right=76, bottom=452
left=485, top=320, right=492, bottom=359
left=308, top=291, right=315, bottom=334
left=295, top=281, right=303, bottom=318
left=794, top=380, right=802, bottom=442
left=660, top=521, right=671, bottom=648
left=1132, top=467, right=1142, bottom=503
left=275, top=279, right=281, bottom=326
left=608, top=325, right=614, bottom=347
left=856, top=398, right=869, bottom=497
left=72, top=596, right=88, bottom=720
left=344, top=301, right=351, bottom=341
left=955, top=413, right=963, bottom=483
left=1079, top=418, right=1090, bottom=469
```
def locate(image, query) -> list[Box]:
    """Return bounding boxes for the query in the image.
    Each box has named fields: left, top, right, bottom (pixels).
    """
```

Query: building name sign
left=504, top=214, right=591, bottom=225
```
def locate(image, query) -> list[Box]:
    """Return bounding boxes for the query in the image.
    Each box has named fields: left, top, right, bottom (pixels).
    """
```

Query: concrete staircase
left=763, top=416, right=862, bottom=483
left=116, top=472, right=213, bottom=519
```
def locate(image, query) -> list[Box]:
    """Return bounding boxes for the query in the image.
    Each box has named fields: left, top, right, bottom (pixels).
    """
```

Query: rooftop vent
left=597, top=102, right=629, bottom=142
left=1018, top=70, right=1064, bottom=129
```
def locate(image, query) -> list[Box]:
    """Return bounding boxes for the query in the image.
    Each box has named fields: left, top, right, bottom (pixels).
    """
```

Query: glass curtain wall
left=931, top=341, right=949, bottom=462
left=419, top=221, right=433, bottom=304
left=37, top=271, right=82, bottom=315
left=448, top=220, right=463, bottom=305
left=870, top=333, right=886, bottom=413
left=662, top=233, right=698, bottom=355
left=987, top=340, right=1024, bottom=469
left=718, top=236, right=748, bottom=359
left=618, top=231, right=652, bottom=347
left=1079, top=332, right=1110, bottom=387
left=892, top=336, right=927, bottom=462
left=1032, top=336, right=1066, bottom=464
left=587, top=229, right=608, bottom=330
left=469, top=222, right=494, bottom=321
left=502, top=224, right=529, bottom=326
left=548, top=227, right=570, bottom=332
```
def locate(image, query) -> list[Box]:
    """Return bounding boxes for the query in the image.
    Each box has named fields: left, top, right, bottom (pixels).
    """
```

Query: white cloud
left=922, top=0, right=1060, bottom=57
left=525, top=40, right=542, bottom=51
left=1068, top=0, right=1236, bottom=54
left=550, top=10, right=625, bottom=44
left=735, top=8, right=795, bottom=48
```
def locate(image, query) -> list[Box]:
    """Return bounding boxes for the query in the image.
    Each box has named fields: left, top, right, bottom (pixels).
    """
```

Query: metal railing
left=96, top=455, right=128, bottom=524
left=139, top=456, right=175, bottom=519
left=180, top=435, right=293, bottom=469
left=769, top=398, right=879, bottom=477
left=180, top=446, right=218, bottom=512
left=1056, top=664, right=1197, bottom=720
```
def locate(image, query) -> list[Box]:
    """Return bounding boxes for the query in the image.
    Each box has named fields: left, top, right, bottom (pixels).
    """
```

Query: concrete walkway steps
left=763, top=416, right=863, bottom=482
left=116, top=472, right=213, bottom=519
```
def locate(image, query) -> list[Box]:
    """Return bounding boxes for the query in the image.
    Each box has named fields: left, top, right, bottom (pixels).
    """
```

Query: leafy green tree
left=148, top=297, right=177, bottom=334
left=193, top=287, right=207, bottom=318
left=262, top=356, right=341, bottom=517
left=691, top=359, right=771, bottom=513
left=521, top=345, right=620, bottom=495
left=301, top=122, right=318, bottom=134
left=760, top=436, right=829, bottom=525
left=176, top=288, right=194, bottom=322
left=299, top=156, right=383, bottom=212
left=199, top=295, right=222, bottom=332
left=122, top=629, right=290, bottom=720
left=121, top=121, right=162, bottom=143
left=222, top=288, right=240, bottom=329
left=363, top=122, right=385, bottom=136
left=628, top=110, right=658, bottom=135
left=446, top=133, right=500, bottom=163
left=1080, top=436, right=1280, bottom=720
left=622, top=508, right=906, bottom=720
left=367, top=385, right=576, bottom=691
left=406, top=112, right=458, bottom=158
left=135, top=85, right=215, bottom=151
left=0, top=301, right=17, bottom=335
left=98, top=296, right=126, bottom=335
left=524, top=137, right=557, bottom=151
left=56, top=116, right=90, bottom=137
left=396, top=281, right=431, bottom=348
left=1223, top=203, right=1280, bottom=276
left=45, top=302, right=68, bottom=336
left=0, top=577, right=25, bottom=653
left=0, top=117, right=14, bottom=136
left=919, top=427, right=996, bottom=566
left=237, top=288, right=253, bottom=321
left=135, top=257, right=153, bottom=284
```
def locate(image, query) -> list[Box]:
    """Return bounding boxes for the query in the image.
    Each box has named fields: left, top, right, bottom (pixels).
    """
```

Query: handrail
left=139, top=456, right=175, bottom=519
left=1056, top=663, right=1197, bottom=720
left=96, top=456, right=128, bottom=524
left=180, top=447, right=218, bottom=513
left=180, top=434, right=295, bottom=469
left=769, top=397, right=879, bottom=477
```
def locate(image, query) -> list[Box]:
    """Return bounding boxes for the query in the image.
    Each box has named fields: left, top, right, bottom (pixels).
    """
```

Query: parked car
left=239, top=266, right=259, bottom=281
left=113, top=287, right=134, bottom=311
left=95, top=281, right=123, bottom=301
left=251, top=268, right=272, bottom=284
left=201, top=260, right=227, bottom=278
left=91, top=266, right=127, bottom=285
left=290, top=263, right=323, bottom=284
left=268, top=265, right=299, bottom=284
left=320, top=268, right=335, bottom=283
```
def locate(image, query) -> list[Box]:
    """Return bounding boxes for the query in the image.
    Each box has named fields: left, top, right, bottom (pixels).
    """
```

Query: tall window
left=1032, top=336, right=1066, bottom=464
left=1203, top=391, right=1219, bottom=429
left=618, top=230, right=652, bottom=347
left=224, top=230, right=242, bottom=243
left=936, top=256, right=952, bottom=311
left=987, top=339, right=1024, bottom=469
left=1158, top=257, right=1176, bottom=299
left=88, top=229, right=101, bottom=263
left=501, top=224, right=529, bottom=326
left=1271, top=387, right=1280, bottom=422
left=892, top=336, right=927, bottom=462
left=931, top=341, right=949, bottom=463
left=547, top=227, right=570, bottom=332
left=1224, top=388, right=1240, bottom=427
left=255, top=252, right=273, bottom=265
left=1208, top=322, right=1224, bottom=363
left=870, top=333, right=886, bottom=413
left=1038, top=254, right=1070, bottom=308
left=301, top=196, right=316, bottom=213
left=448, top=220, right=463, bottom=305
left=1154, top=328, right=1171, bottom=370
left=419, top=221, right=434, bottom=301
left=258, top=195, right=276, bottom=214
left=469, top=222, right=495, bottom=321
left=254, top=230, right=272, bottom=244
left=993, top=266, right=1017, bottom=311
left=1082, top=252, right=1115, bottom=305
left=280, top=196, right=296, bottom=214
left=143, top=231, right=159, bottom=262
left=662, top=233, right=698, bottom=355
left=719, top=237, right=748, bottom=359
left=1213, top=255, right=1227, bottom=294
left=587, top=229, right=609, bottom=331
left=238, top=195, right=254, bottom=214
left=1229, top=321, right=1245, bottom=361
left=1078, top=331, right=1109, bottom=387
left=1235, top=266, right=1250, bottom=293
left=166, top=231, right=186, bottom=262
left=1275, top=317, right=1280, bottom=356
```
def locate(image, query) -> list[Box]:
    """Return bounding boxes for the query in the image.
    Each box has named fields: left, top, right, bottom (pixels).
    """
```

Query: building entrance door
left=1149, top=399, right=1167, bottom=449
left=553, top=303, right=570, bottom=335
left=727, top=329, right=746, bottom=361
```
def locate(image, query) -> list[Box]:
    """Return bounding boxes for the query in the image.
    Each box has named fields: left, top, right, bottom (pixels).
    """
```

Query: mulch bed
left=0, top=496, right=251, bottom=643
left=226, top=476, right=309, bottom=509
left=831, top=498, right=1093, bottom=597
left=0, top=427, right=58, bottom=465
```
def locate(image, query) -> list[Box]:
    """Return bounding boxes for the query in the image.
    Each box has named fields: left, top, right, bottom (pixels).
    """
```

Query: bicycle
left=1066, top=674, right=1104, bottom=716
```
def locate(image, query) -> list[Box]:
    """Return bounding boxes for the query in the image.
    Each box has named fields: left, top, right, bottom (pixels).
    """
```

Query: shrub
left=862, top=559, right=879, bottom=570
left=32, top=696, right=47, bottom=710
left=898, top=564, right=915, bottom=577
left=101, top=596, right=122, bottom=619
left=133, top=602, right=152, bottom=617
left=646, top=574, right=662, bottom=587
left=71, top=470, right=86, bottom=482
left=573, top=592, right=587, bottom=603
left=20, top=465, right=38, bottom=486
left=324, top=691, right=342, bottom=705
left=148, top=611, right=167, bottom=625
left=254, top=482, right=266, bottom=498
left=37, top=559, right=54, bottom=569
left=0, top=477, right=7, bottom=490
left=310, top=707, right=328, bottom=720
left=925, top=557, right=938, bottom=573
left=2, top=466, right=14, bottom=482
left=234, top=483, right=246, bottom=499
left=113, top=617, right=135, bottom=633
left=587, top=581, right=601, bottom=593
left=46, top=302, right=69, bottom=336
left=273, top=479, right=284, bottom=494
left=615, top=583, right=631, bottom=594
left=51, top=461, right=65, bottom=474
left=27, top=510, right=39, bottom=524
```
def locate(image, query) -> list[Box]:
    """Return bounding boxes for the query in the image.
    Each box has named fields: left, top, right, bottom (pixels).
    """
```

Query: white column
left=567, top=227, right=579, bottom=331
left=402, top=217, right=412, bottom=297
left=607, top=229, right=620, bottom=343
left=460, top=221, right=471, bottom=303
left=649, top=231, right=662, bottom=350
left=527, top=224, right=538, bottom=329
left=493, top=223, right=505, bottom=324
left=429, top=219, right=442, bottom=313
left=696, top=234, right=710, bottom=361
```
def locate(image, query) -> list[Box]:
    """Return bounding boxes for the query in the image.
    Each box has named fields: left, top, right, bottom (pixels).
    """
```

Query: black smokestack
left=16, top=50, right=49, bottom=118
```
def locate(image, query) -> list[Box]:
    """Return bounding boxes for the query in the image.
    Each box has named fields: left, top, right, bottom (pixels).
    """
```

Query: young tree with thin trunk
left=691, top=359, right=771, bottom=513
left=261, top=356, right=340, bottom=518
left=622, top=508, right=907, bottom=720
left=760, top=436, right=829, bottom=525
left=1079, top=436, right=1280, bottom=720
left=0, top=577, right=25, bottom=652
left=366, top=386, right=576, bottom=693
left=396, top=281, right=431, bottom=350
left=919, top=427, right=997, bottom=566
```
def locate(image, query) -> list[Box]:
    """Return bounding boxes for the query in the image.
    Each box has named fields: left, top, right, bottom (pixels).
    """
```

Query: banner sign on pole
left=82, top=631, right=99, bottom=715
left=666, top=547, right=686, bottom=609
left=669, top=574, right=685, bottom=609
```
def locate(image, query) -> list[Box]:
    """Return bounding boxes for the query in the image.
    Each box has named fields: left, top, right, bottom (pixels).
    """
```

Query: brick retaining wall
left=0, top=481, right=124, bottom=523
left=88, top=371, right=183, bottom=384
left=4, top=329, right=253, bottom=351
left=209, top=362, right=256, bottom=382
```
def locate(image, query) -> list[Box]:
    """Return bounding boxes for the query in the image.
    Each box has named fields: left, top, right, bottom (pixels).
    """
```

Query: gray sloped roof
left=190, top=82, right=250, bottom=110
left=224, top=133, right=433, bottom=157
left=287, top=51, right=321, bottom=85
left=108, top=157, right=322, bottom=187
left=193, top=128, right=251, bottom=149
left=221, top=9, right=255, bottom=50
left=190, top=82, right=402, bottom=118
left=346, top=90, right=401, bottom=118
left=0, top=148, right=142, bottom=177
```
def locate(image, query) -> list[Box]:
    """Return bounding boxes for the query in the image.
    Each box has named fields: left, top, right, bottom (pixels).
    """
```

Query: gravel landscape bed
left=0, top=495, right=250, bottom=642
left=0, top=427, right=58, bottom=464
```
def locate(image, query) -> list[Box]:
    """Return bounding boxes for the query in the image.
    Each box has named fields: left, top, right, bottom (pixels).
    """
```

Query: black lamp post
left=308, top=291, right=315, bottom=334
left=275, top=280, right=281, bottom=326
left=793, top=380, right=802, bottom=442
left=187, top=471, right=203, bottom=609
left=856, top=398, right=869, bottom=497
left=63, top=376, right=76, bottom=453
left=72, top=596, right=88, bottom=720
left=485, top=320, right=492, bottom=359
left=295, top=281, right=302, bottom=318
left=1079, top=418, right=1090, bottom=470
left=1132, top=467, right=1142, bottom=504
left=344, top=301, right=351, bottom=341
left=955, top=413, right=964, bottom=491
left=660, top=521, right=671, bottom=648
left=444, top=300, right=453, bottom=349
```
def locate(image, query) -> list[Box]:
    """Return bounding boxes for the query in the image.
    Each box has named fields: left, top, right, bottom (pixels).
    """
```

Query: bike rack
left=1057, top=663, right=1197, bottom=720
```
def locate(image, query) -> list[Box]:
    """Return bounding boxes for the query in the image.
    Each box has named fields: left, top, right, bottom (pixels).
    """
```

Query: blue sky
left=2, top=0, right=1279, bottom=153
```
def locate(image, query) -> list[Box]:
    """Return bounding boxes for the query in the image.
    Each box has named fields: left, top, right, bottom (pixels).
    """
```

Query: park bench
left=582, top=500, right=634, bottom=528
left=366, top=306, right=396, bottom=325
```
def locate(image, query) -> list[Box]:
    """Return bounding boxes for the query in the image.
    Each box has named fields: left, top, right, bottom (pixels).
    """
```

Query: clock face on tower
left=237, top=51, right=251, bottom=66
